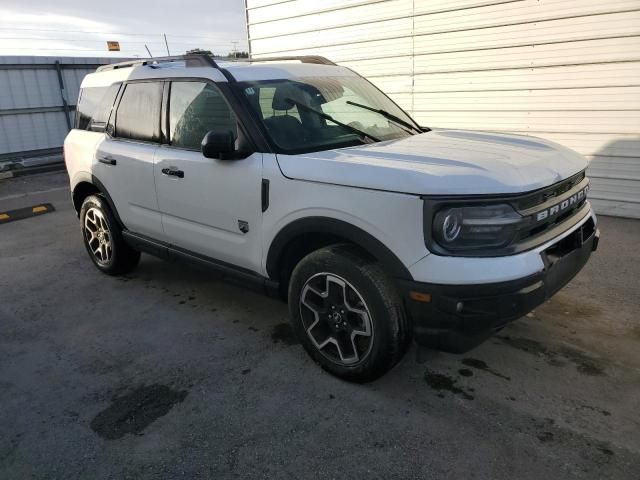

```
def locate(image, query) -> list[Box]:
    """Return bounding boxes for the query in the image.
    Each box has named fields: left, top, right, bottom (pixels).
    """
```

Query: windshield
left=238, top=75, right=420, bottom=153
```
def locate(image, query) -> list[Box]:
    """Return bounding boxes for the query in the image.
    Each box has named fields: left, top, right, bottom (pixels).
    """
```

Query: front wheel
left=288, top=244, right=410, bottom=382
left=80, top=195, right=140, bottom=275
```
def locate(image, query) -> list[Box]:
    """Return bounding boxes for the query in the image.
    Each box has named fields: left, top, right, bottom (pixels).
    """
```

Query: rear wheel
left=80, top=195, right=140, bottom=275
left=288, top=244, right=410, bottom=382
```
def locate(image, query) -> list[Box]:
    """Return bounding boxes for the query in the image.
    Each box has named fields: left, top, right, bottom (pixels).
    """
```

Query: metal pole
left=54, top=60, right=72, bottom=131
left=145, top=44, right=153, bottom=57
left=244, top=0, right=252, bottom=58
left=163, top=34, right=171, bottom=56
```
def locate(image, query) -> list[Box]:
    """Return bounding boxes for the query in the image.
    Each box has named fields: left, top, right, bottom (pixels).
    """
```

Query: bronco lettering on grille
left=536, top=185, right=589, bottom=221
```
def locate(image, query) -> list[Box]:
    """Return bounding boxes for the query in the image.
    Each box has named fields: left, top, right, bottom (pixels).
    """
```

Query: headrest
left=272, top=84, right=310, bottom=110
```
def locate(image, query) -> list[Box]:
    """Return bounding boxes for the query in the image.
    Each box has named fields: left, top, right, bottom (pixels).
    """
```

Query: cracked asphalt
left=1, top=171, right=639, bottom=479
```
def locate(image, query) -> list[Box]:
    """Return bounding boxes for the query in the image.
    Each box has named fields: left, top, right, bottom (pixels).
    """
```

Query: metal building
left=0, top=56, right=125, bottom=172
left=245, top=0, right=640, bottom=218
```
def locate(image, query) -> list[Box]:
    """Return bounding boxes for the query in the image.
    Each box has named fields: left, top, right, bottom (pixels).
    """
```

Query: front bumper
left=398, top=217, right=599, bottom=353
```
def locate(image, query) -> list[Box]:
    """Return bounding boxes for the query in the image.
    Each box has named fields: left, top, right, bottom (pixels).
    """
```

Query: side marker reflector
left=409, top=291, right=432, bottom=303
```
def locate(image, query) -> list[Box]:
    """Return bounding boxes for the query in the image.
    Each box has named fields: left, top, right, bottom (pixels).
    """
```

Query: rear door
left=154, top=80, right=263, bottom=272
left=93, top=81, right=164, bottom=239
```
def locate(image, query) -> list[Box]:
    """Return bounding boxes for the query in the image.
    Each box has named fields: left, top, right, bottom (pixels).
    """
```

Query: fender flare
left=266, top=216, right=413, bottom=281
left=71, top=172, right=124, bottom=228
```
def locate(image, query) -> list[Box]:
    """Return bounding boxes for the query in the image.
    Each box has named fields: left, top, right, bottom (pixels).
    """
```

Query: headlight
left=433, top=204, right=522, bottom=251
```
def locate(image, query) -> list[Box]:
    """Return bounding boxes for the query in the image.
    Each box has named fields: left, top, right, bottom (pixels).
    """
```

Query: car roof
left=80, top=59, right=356, bottom=88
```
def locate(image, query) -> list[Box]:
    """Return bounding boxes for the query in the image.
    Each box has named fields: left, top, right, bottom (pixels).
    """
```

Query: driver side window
left=169, top=81, right=237, bottom=150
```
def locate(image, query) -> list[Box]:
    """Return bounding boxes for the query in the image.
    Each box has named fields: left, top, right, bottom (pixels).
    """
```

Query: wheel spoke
left=99, top=214, right=108, bottom=231
left=326, top=276, right=346, bottom=305
left=334, top=331, right=357, bottom=362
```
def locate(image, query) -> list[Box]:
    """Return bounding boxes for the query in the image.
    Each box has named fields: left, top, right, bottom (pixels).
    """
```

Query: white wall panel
left=249, top=0, right=411, bottom=38
left=411, top=111, right=640, bottom=134
left=247, top=0, right=388, bottom=24
left=412, top=37, right=640, bottom=74
left=411, top=63, right=640, bottom=93
left=246, top=0, right=640, bottom=217
left=414, top=87, right=640, bottom=111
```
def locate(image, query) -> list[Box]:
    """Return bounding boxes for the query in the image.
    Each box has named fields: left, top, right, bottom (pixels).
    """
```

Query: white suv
left=64, top=52, right=599, bottom=381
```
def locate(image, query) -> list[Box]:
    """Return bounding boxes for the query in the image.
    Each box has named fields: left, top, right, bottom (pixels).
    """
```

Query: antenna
left=144, top=44, right=153, bottom=58
left=163, top=34, right=171, bottom=56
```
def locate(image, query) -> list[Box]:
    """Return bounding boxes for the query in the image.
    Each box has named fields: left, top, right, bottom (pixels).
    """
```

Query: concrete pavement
left=1, top=172, right=639, bottom=479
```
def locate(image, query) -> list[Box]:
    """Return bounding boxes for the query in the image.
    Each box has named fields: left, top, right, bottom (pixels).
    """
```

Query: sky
left=0, top=0, right=249, bottom=58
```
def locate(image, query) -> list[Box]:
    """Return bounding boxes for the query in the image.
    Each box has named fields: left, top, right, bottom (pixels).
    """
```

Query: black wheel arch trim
left=71, top=173, right=125, bottom=229
left=90, top=175, right=126, bottom=229
left=266, top=216, right=413, bottom=281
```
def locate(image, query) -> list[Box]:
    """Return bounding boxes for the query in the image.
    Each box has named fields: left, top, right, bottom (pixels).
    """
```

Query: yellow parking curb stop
left=0, top=203, right=55, bottom=224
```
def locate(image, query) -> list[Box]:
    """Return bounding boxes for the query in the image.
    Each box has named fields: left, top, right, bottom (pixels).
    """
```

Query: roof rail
left=96, top=51, right=219, bottom=72
left=95, top=53, right=336, bottom=73
left=246, top=55, right=336, bottom=66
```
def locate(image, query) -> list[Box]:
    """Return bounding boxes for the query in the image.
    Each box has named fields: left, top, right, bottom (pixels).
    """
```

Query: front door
left=154, top=80, right=263, bottom=272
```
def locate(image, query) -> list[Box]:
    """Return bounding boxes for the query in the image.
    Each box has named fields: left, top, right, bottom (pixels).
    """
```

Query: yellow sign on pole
left=107, top=41, right=120, bottom=52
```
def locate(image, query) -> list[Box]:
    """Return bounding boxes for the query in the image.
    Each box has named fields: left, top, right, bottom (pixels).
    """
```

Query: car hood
left=275, top=129, right=588, bottom=195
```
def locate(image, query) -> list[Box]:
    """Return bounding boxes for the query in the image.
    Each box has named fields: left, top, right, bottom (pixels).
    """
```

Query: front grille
left=512, top=171, right=589, bottom=246
left=516, top=171, right=585, bottom=211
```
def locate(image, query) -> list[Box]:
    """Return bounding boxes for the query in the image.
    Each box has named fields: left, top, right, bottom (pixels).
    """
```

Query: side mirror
left=201, top=130, right=236, bottom=160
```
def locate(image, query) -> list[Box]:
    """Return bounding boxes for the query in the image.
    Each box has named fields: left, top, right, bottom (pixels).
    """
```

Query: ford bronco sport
left=64, top=52, right=599, bottom=381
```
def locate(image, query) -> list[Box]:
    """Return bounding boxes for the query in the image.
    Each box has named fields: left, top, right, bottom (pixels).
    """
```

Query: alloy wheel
left=84, top=207, right=113, bottom=265
left=299, top=272, right=374, bottom=366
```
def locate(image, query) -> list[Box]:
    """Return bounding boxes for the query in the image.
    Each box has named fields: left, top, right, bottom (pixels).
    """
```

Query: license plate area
left=542, top=217, right=595, bottom=268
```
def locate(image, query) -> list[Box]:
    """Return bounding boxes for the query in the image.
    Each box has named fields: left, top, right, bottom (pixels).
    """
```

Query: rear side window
left=114, top=82, right=162, bottom=142
left=76, top=84, right=120, bottom=131
left=169, top=81, right=237, bottom=149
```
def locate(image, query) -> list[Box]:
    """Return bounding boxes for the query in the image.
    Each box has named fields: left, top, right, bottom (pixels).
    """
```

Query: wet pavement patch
left=462, top=358, right=511, bottom=381
left=424, top=369, right=474, bottom=400
left=497, top=336, right=605, bottom=376
left=557, top=346, right=605, bottom=376
left=578, top=404, right=611, bottom=417
left=271, top=322, right=300, bottom=345
left=90, top=385, right=188, bottom=440
left=537, top=431, right=554, bottom=443
left=538, top=294, right=601, bottom=319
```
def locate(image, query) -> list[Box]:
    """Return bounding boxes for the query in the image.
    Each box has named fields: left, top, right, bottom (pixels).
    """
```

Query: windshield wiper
left=284, top=98, right=381, bottom=143
left=346, top=100, right=423, bottom=135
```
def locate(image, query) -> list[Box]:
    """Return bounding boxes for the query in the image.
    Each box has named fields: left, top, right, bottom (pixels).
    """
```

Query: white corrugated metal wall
left=246, top=0, right=640, bottom=218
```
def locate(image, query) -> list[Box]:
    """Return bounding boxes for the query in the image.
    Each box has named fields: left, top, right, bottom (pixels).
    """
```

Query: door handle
left=98, top=156, right=117, bottom=166
left=161, top=167, right=185, bottom=178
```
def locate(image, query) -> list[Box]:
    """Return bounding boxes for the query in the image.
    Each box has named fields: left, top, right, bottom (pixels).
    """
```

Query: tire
left=288, top=244, right=411, bottom=382
left=79, top=195, right=140, bottom=275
